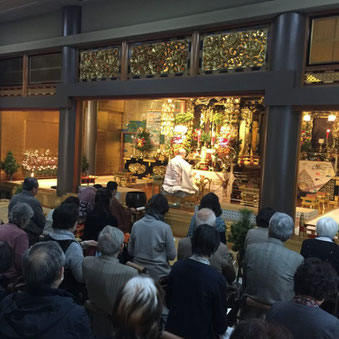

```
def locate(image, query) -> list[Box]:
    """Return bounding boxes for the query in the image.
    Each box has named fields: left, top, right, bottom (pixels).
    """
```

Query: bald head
left=195, top=208, right=216, bottom=229
left=22, top=241, right=65, bottom=288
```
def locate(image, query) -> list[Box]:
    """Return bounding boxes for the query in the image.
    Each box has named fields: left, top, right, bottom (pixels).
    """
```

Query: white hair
left=98, top=225, right=124, bottom=256
left=195, top=208, right=216, bottom=229
left=316, top=217, right=338, bottom=239
left=121, top=275, right=158, bottom=309
left=269, top=212, right=294, bottom=242
left=8, top=202, right=34, bottom=229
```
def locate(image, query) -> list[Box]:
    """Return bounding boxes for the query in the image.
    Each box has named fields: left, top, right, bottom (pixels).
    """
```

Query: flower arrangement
left=300, top=120, right=313, bottom=153
left=135, top=128, right=153, bottom=152
left=22, top=149, right=58, bottom=177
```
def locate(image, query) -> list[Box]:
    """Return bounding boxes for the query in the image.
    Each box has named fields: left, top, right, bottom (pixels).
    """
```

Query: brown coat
left=109, top=197, right=132, bottom=233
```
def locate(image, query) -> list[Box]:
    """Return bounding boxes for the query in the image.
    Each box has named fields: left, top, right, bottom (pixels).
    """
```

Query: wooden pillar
left=260, top=12, right=306, bottom=218
left=57, top=6, right=81, bottom=196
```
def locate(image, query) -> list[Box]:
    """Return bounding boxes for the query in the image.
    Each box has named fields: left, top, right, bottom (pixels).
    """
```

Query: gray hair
left=268, top=212, right=294, bottom=242
left=196, top=208, right=216, bottom=229
left=316, top=217, right=338, bottom=239
left=22, top=241, right=65, bottom=287
left=8, top=202, right=34, bottom=229
left=98, top=225, right=124, bottom=256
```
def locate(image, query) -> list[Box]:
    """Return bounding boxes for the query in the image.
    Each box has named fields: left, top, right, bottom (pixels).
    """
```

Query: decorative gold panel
left=202, top=29, right=268, bottom=72
left=129, top=39, right=189, bottom=77
left=305, top=71, right=339, bottom=85
left=153, top=165, right=166, bottom=175
left=128, top=163, right=146, bottom=174
left=79, top=48, right=120, bottom=81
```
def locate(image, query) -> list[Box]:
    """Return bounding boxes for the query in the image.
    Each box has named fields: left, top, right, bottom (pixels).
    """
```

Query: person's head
left=62, top=196, right=79, bottom=207
left=107, top=181, right=118, bottom=196
left=0, top=241, right=13, bottom=274
left=146, top=194, right=169, bottom=216
left=256, top=207, right=275, bottom=228
left=113, top=276, right=163, bottom=339
left=22, top=177, right=39, bottom=196
left=22, top=241, right=65, bottom=289
left=98, top=226, right=124, bottom=257
left=195, top=208, right=216, bottom=229
left=52, top=203, right=78, bottom=230
left=199, top=192, right=222, bottom=217
left=93, top=184, right=103, bottom=189
left=8, top=202, right=34, bottom=229
left=177, top=148, right=187, bottom=159
left=192, top=224, right=220, bottom=258
left=316, top=217, right=338, bottom=239
left=93, top=188, right=112, bottom=213
left=268, top=212, right=294, bottom=242
left=294, top=258, right=338, bottom=302
left=230, top=319, right=292, bottom=339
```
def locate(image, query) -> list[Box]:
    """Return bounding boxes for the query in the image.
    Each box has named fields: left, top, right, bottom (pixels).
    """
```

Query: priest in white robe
left=162, top=149, right=198, bottom=196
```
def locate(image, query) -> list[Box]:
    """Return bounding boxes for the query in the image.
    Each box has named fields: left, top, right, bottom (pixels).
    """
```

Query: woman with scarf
left=128, top=194, right=176, bottom=281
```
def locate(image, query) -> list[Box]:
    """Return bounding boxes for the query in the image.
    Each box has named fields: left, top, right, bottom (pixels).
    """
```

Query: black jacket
left=8, top=191, right=46, bottom=236
left=300, top=238, right=339, bottom=276
left=165, top=259, right=228, bottom=339
left=0, top=287, right=94, bottom=339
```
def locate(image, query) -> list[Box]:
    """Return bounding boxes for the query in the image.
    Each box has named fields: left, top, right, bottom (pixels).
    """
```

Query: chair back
left=84, top=300, right=114, bottom=338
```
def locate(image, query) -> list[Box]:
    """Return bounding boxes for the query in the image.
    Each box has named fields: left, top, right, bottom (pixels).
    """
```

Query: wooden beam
left=120, top=41, right=129, bottom=81
left=1, top=0, right=339, bottom=56
left=22, top=55, right=28, bottom=97
left=190, top=31, right=200, bottom=76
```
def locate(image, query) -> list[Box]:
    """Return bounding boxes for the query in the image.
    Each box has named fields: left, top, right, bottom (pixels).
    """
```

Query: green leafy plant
left=1, top=151, right=20, bottom=180
left=212, top=112, right=224, bottom=126
left=15, top=183, right=23, bottom=194
left=201, top=131, right=211, bottom=143
left=81, top=156, right=89, bottom=174
left=174, top=111, right=194, bottom=125
left=229, top=208, right=255, bottom=259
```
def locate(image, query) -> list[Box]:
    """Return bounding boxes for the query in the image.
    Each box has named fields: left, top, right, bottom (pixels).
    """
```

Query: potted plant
left=1, top=151, right=20, bottom=181
left=229, top=208, right=255, bottom=279
left=81, top=155, right=89, bottom=175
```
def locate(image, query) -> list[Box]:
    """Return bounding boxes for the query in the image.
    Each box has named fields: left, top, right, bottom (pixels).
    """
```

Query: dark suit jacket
left=165, top=259, right=228, bottom=339
left=300, top=238, right=339, bottom=276
left=177, top=237, right=235, bottom=283
left=244, top=238, right=304, bottom=305
left=82, top=212, right=118, bottom=241
left=82, top=255, right=138, bottom=315
left=267, top=300, right=339, bottom=338
left=9, top=190, right=46, bottom=238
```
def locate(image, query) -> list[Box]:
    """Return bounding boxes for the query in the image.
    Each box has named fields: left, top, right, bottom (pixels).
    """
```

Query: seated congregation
left=0, top=177, right=338, bottom=338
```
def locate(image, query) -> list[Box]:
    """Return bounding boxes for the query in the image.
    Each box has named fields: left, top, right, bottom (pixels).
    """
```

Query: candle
left=197, top=129, right=201, bottom=146
left=212, top=131, right=216, bottom=146
left=326, top=129, right=330, bottom=141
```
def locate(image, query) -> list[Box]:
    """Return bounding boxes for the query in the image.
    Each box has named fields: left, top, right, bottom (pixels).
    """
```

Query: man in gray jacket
left=244, top=212, right=304, bottom=306
left=9, top=177, right=45, bottom=245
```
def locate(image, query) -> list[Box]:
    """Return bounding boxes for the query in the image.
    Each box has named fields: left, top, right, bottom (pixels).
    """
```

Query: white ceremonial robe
left=162, top=155, right=198, bottom=195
